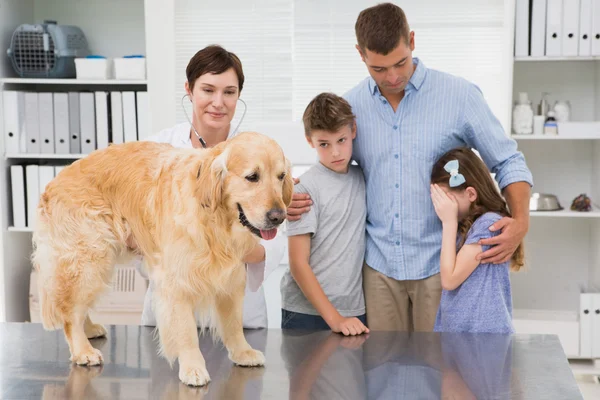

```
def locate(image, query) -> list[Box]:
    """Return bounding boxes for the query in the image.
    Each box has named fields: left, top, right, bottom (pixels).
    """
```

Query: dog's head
left=195, top=131, right=293, bottom=240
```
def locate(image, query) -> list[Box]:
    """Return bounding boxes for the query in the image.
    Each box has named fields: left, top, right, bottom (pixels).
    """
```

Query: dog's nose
left=266, top=208, right=286, bottom=225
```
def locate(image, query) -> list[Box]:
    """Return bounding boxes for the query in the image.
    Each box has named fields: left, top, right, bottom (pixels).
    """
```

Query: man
left=288, top=3, right=533, bottom=332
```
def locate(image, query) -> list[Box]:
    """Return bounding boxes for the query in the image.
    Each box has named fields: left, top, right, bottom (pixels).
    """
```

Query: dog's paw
left=84, top=323, right=107, bottom=339
left=70, top=348, right=104, bottom=366
left=179, top=363, right=211, bottom=387
left=230, top=348, right=265, bottom=367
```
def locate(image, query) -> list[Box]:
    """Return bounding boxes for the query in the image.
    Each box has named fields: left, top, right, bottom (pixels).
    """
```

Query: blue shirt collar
left=368, top=57, right=426, bottom=96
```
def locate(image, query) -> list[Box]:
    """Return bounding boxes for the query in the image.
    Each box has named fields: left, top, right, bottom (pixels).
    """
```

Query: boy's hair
left=302, top=93, right=355, bottom=137
left=355, top=3, right=410, bottom=55
left=431, top=147, right=525, bottom=272
left=186, top=44, right=245, bottom=93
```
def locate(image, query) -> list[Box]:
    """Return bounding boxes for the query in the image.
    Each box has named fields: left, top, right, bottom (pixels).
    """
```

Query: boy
left=280, top=92, right=368, bottom=336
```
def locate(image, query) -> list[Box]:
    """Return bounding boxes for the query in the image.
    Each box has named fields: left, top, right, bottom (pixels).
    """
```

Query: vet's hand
left=478, top=217, right=527, bottom=264
left=126, top=235, right=138, bottom=250
left=287, top=178, right=312, bottom=222
left=430, top=184, right=458, bottom=225
left=330, top=316, right=369, bottom=336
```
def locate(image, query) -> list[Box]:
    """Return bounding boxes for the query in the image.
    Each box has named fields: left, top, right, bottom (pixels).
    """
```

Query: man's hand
left=286, top=177, right=312, bottom=222
left=477, top=217, right=528, bottom=264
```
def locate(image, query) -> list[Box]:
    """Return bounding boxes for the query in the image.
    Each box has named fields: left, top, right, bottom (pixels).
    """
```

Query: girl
left=429, top=147, right=525, bottom=334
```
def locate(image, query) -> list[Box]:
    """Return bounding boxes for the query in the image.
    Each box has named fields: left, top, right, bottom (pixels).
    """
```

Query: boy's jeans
left=281, top=309, right=367, bottom=330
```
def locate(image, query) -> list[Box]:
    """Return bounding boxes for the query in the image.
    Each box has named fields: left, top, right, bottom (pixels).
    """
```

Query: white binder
left=531, top=0, right=548, bottom=57
left=136, top=91, right=150, bottom=140
left=2, top=91, right=27, bottom=154
left=562, top=0, right=581, bottom=56
left=122, top=91, right=138, bottom=142
left=546, top=0, right=563, bottom=56
left=25, top=92, right=41, bottom=153
left=79, top=92, right=96, bottom=154
left=53, top=93, right=70, bottom=154
left=68, top=92, right=81, bottom=154
left=580, top=0, right=593, bottom=55
left=515, top=0, right=530, bottom=56
left=95, top=91, right=109, bottom=150
left=25, top=164, right=40, bottom=229
left=110, top=92, right=124, bottom=145
left=38, top=93, right=55, bottom=154
left=38, top=166, right=55, bottom=195
left=580, top=293, right=593, bottom=357
left=10, top=165, right=26, bottom=229
left=592, top=0, right=600, bottom=55
left=592, top=294, right=600, bottom=357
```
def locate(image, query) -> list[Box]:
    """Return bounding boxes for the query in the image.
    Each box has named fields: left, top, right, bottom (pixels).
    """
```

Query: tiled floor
left=575, top=375, right=600, bottom=399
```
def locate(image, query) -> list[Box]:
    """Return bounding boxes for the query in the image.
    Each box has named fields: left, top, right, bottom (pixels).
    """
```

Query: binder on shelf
left=38, top=166, right=55, bottom=195
left=68, top=92, right=81, bottom=154
left=95, top=91, right=109, bottom=150
left=592, top=0, right=600, bottom=55
left=2, top=91, right=27, bottom=154
left=122, top=91, right=138, bottom=142
left=592, top=293, right=600, bottom=357
left=515, top=0, right=530, bottom=56
left=562, top=0, right=581, bottom=56
left=25, top=164, right=40, bottom=229
left=10, top=165, right=26, bottom=229
left=580, top=292, right=593, bottom=357
left=580, top=0, right=593, bottom=56
left=110, top=92, right=124, bottom=145
left=531, top=0, right=548, bottom=57
left=53, top=93, right=70, bottom=154
left=136, top=91, right=150, bottom=141
left=546, top=0, right=563, bottom=56
left=79, top=92, right=96, bottom=154
left=38, top=92, right=55, bottom=154
left=25, top=92, right=41, bottom=153
left=54, top=166, right=65, bottom=176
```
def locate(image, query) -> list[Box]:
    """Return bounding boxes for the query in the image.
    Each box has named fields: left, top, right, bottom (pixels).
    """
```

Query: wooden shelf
left=0, top=78, right=147, bottom=85
left=5, top=153, right=86, bottom=160
left=514, top=56, right=600, bottom=62
left=8, top=227, right=32, bottom=232
left=512, top=134, right=600, bottom=140
left=530, top=210, right=600, bottom=218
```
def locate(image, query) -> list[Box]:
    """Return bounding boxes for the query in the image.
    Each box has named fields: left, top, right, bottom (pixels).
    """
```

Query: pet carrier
left=6, top=20, right=90, bottom=78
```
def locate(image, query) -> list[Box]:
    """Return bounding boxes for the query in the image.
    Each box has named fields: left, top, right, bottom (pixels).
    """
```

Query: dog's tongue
left=260, top=228, right=278, bottom=240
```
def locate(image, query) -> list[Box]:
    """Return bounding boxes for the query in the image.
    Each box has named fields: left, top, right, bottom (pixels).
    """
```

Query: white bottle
left=512, top=92, right=534, bottom=135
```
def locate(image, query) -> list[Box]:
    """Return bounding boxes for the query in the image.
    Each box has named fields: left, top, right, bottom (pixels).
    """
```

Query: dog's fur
left=31, top=131, right=293, bottom=386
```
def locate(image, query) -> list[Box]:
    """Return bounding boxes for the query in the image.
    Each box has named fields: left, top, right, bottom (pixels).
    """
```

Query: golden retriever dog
left=31, top=131, right=293, bottom=386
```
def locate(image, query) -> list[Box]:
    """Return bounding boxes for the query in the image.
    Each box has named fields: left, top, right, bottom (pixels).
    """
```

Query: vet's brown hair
left=186, top=45, right=245, bottom=93
left=431, top=147, right=525, bottom=271
left=355, top=3, right=410, bottom=55
left=302, top=92, right=355, bottom=137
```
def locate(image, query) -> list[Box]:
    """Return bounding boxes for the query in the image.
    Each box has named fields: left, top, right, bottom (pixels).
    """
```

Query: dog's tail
left=31, top=204, right=63, bottom=330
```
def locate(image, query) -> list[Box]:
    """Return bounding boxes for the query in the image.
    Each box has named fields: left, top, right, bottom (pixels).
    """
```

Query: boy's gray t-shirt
left=281, top=162, right=366, bottom=317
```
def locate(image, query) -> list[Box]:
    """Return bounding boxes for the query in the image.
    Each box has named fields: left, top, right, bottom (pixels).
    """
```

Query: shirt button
left=395, top=241, right=400, bottom=246
left=395, top=183, right=399, bottom=188
left=394, top=154, right=399, bottom=159
left=395, top=213, right=399, bottom=218
left=393, top=125, right=398, bottom=130
left=382, top=99, right=387, bottom=104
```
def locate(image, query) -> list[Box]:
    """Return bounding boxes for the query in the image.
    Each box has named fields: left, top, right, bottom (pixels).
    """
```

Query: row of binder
left=515, top=0, right=600, bottom=57
left=10, top=164, right=63, bottom=229
left=2, top=90, right=149, bottom=155
left=579, top=292, right=600, bottom=357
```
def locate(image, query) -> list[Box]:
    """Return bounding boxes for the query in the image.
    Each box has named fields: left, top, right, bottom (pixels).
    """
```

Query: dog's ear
left=282, top=157, right=294, bottom=207
left=196, top=148, right=229, bottom=211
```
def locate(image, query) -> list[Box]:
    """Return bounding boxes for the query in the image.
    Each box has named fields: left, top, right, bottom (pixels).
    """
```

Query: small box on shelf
left=74, top=56, right=113, bottom=80
left=114, top=56, right=146, bottom=80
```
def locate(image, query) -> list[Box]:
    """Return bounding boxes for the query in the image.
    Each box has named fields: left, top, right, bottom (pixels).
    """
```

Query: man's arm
left=461, top=84, right=533, bottom=264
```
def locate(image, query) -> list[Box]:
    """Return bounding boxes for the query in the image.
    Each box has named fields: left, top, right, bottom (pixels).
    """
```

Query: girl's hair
left=430, top=147, right=525, bottom=271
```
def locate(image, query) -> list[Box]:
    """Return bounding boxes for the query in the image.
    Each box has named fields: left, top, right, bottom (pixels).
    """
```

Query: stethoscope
left=181, top=94, right=247, bottom=148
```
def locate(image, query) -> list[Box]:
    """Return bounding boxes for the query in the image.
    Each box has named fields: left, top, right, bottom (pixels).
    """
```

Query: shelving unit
left=509, top=1, right=600, bottom=370
left=0, top=0, right=150, bottom=324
